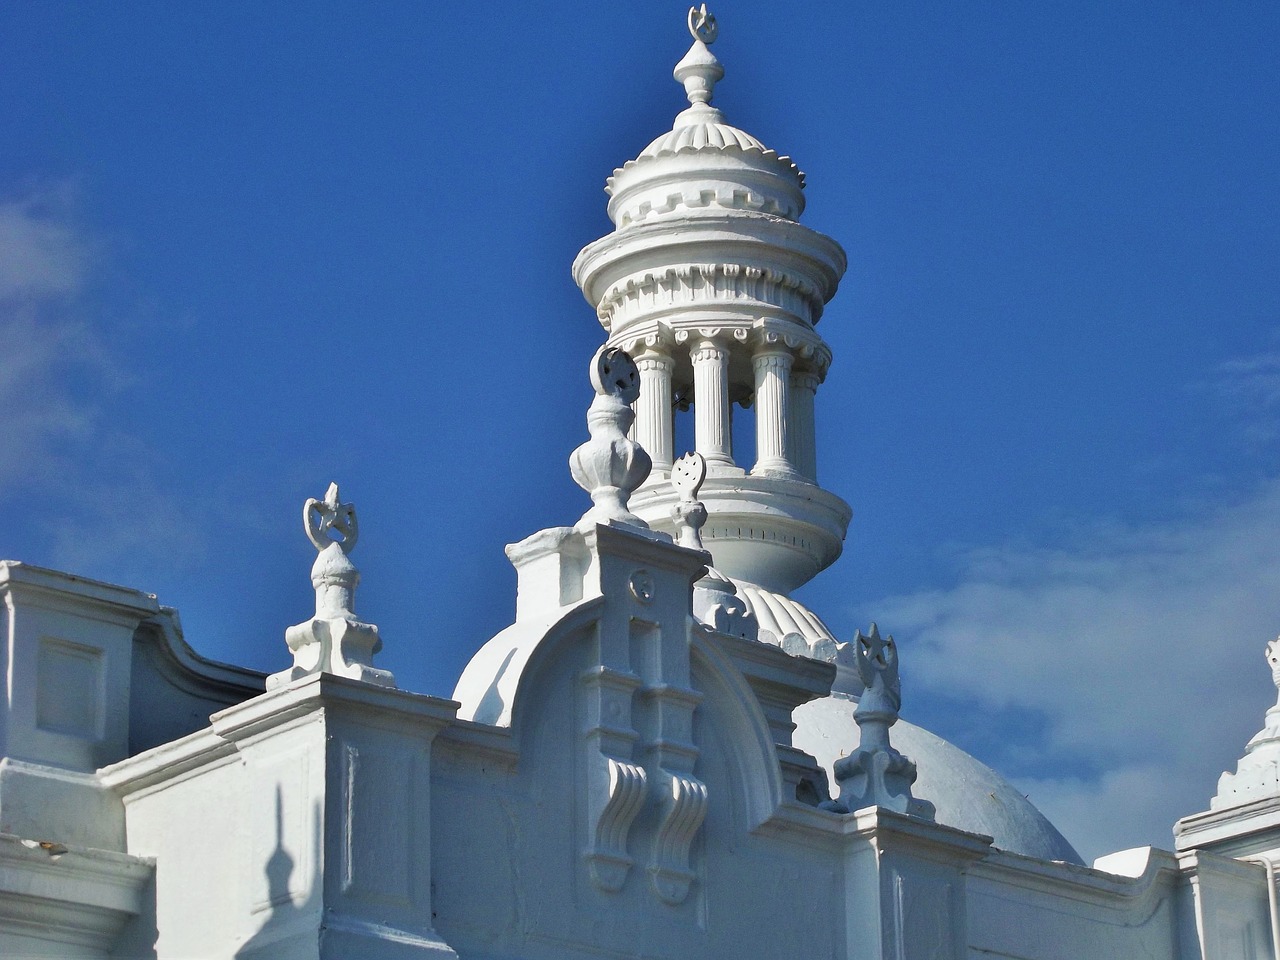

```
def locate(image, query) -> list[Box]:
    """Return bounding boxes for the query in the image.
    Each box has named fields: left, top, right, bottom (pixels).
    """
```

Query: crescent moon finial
left=687, top=4, right=718, bottom=45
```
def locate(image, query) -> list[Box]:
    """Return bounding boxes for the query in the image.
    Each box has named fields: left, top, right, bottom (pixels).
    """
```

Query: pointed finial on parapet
left=822, top=624, right=934, bottom=819
left=569, top=347, right=652, bottom=531
left=1211, top=636, right=1280, bottom=809
left=671, top=450, right=757, bottom=640
left=670, top=452, right=709, bottom=550
left=675, top=5, right=724, bottom=114
left=267, top=482, right=395, bottom=691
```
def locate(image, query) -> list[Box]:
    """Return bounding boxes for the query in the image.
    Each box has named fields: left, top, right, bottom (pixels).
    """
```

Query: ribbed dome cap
left=605, top=11, right=806, bottom=227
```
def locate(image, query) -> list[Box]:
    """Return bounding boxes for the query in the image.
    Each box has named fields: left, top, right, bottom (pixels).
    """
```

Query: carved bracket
left=582, top=663, right=644, bottom=893
left=649, top=771, right=709, bottom=905
left=587, top=757, right=649, bottom=891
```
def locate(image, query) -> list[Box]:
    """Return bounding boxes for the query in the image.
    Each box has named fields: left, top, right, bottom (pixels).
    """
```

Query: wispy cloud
left=0, top=188, right=113, bottom=493
left=1207, top=349, right=1280, bottom=445
left=0, top=186, right=93, bottom=299
left=872, top=482, right=1280, bottom=863
left=0, top=185, right=207, bottom=578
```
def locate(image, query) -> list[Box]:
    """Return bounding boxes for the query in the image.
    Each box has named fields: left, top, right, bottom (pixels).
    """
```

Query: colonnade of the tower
left=628, top=332, right=824, bottom=483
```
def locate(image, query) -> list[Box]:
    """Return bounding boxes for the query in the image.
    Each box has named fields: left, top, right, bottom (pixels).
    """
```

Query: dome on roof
left=640, top=118, right=768, bottom=159
left=793, top=693, right=1084, bottom=864
left=732, top=580, right=836, bottom=647
left=603, top=31, right=806, bottom=228
left=618, top=103, right=805, bottom=184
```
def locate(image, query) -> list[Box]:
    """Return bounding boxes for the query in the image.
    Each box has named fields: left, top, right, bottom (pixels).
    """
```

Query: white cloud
left=0, top=189, right=107, bottom=492
left=1207, top=350, right=1280, bottom=445
left=873, top=482, right=1280, bottom=864
left=0, top=185, right=207, bottom=577
left=0, top=187, right=92, bottom=300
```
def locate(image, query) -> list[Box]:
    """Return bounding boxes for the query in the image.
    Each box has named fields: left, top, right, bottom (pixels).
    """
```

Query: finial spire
left=569, top=347, right=652, bottom=531
left=670, top=452, right=709, bottom=550
left=821, top=624, right=935, bottom=819
left=267, top=482, right=395, bottom=690
left=674, top=6, right=724, bottom=113
left=670, top=451, right=758, bottom=640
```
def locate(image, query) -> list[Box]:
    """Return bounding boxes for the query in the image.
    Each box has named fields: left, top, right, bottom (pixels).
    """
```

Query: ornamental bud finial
left=675, top=6, right=724, bottom=109
left=670, top=451, right=708, bottom=550
left=671, top=450, right=757, bottom=640
left=569, top=347, right=652, bottom=531
left=267, top=482, right=395, bottom=691
left=822, top=624, right=934, bottom=819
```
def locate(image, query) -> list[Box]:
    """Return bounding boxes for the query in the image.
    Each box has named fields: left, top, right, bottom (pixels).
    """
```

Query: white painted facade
left=2, top=8, right=1277, bottom=958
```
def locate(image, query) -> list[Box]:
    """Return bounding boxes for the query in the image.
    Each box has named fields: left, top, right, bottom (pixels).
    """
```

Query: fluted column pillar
left=691, top=339, right=733, bottom=465
left=789, top=370, right=820, bottom=482
left=752, top=344, right=800, bottom=478
left=634, top=346, right=674, bottom=472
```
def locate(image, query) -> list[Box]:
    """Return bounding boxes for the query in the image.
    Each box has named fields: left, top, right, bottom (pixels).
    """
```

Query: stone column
left=634, top=347, right=674, bottom=472
left=789, top=370, right=820, bottom=482
left=752, top=344, right=799, bottom=478
left=691, top=339, right=733, bottom=465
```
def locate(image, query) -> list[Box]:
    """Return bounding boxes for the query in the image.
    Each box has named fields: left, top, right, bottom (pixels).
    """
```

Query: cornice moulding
left=0, top=834, right=153, bottom=951
left=0, top=561, right=159, bottom=624
left=573, top=215, right=846, bottom=328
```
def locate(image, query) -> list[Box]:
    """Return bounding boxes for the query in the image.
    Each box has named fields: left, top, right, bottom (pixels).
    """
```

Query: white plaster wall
left=431, top=620, right=845, bottom=960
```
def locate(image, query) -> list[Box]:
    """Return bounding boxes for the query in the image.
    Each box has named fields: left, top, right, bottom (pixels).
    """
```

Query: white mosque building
left=1, top=8, right=1277, bottom=958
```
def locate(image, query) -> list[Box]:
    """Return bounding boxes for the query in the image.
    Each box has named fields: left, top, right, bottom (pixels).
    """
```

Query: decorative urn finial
left=674, top=5, right=724, bottom=116
left=822, top=624, right=935, bottom=819
left=569, top=347, right=652, bottom=531
left=267, top=482, right=395, bottom=690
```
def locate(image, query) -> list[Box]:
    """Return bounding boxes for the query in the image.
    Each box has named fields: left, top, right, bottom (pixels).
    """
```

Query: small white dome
left=602, top=33, right=806, bottom=227
left=794, top=692, right=1083, bottom=864
left=641, top=117, right=766, bottom=157
left=733, top=580, right=837, bottom=647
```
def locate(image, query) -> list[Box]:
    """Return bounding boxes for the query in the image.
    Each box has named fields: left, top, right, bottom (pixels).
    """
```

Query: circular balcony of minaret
left=629, top=473, right=851, bottom=594
left=573, top=214, right=847, bottom=336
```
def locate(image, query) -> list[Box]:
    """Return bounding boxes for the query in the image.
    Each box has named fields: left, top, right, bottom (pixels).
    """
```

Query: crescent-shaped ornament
left=304, top=482, right=359, bottom=553
left=687, top=4, right=718, bottom=45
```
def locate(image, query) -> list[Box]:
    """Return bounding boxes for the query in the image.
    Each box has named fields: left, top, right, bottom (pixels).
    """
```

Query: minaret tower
left=573, top=6, right=851, bottom=605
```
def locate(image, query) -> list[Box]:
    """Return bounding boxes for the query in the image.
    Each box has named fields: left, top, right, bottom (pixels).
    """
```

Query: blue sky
left=3, top=3, right=1278, bottom=862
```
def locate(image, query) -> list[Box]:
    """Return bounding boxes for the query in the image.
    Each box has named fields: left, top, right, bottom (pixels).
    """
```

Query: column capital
left=634, top=349, right=674, bottom=370
left=791, top=369, right=822, bottom=392
left=614, top=328, right=676, bottom=362
left=690, top=338, right=730, bottom=363
left=752, top=348, right=794, bottom=373
left=752, top=328, right=807, bottom=357
left=673, top=325, right=751, bottom=348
